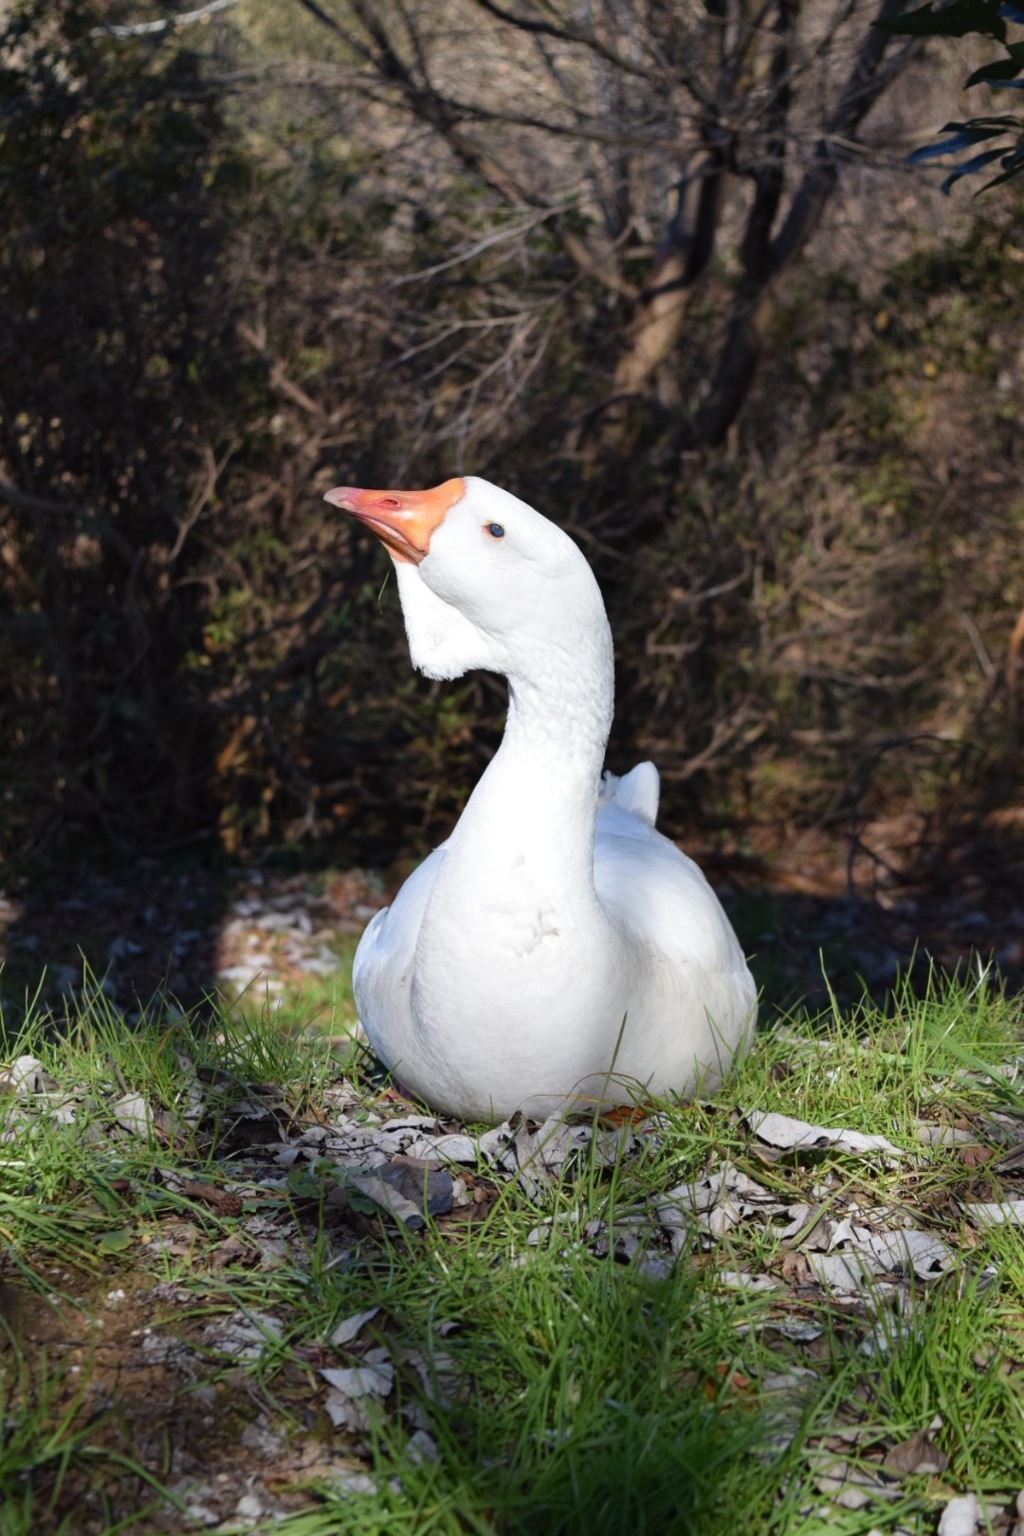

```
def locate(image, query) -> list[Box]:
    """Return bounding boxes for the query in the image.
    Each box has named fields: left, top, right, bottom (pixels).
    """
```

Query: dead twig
left=0, top=478, right=135, bottom=564
left=237, top=323, right=326, bottom=419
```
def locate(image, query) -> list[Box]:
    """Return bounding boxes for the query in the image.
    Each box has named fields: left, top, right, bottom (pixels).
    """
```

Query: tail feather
left=599, top=761, right=660, bottom=827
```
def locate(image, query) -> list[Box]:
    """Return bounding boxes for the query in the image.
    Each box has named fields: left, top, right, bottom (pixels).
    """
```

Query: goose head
left=325, top=476, right=612, bottom=694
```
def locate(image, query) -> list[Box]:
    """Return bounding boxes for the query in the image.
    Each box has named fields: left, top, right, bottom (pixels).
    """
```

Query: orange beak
left=324, top=478, right=466, bottom=564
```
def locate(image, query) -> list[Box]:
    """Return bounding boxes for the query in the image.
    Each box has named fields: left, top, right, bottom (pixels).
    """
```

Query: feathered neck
left=438, top=608, right=615, bottom=900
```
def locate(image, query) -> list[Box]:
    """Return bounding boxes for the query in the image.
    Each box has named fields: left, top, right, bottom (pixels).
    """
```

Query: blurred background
left=1, top=0, right=1021, bottom=1020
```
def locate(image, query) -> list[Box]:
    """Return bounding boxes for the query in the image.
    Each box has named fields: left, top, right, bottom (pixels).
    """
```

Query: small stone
left=233, top=1492, right=265, bottom=1519
left=937, top=1494, right=981, bottom=1536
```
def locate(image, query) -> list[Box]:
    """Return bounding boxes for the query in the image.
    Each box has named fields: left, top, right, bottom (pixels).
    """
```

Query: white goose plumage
left=325, top=475, right=756, bottom=1123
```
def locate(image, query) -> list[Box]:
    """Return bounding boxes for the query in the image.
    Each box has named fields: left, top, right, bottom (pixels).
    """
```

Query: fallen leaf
left=916, top=1124, right=976, bottom=1147
left=861, top=1228, right=953, bottom=1279
left=347, top=1173, right=427, bottom=1229
left=98, top=1227, right=132, bottom=1254
left=779, top=1251, right=814, bottom=1286
left=182, top=1180, right=243, bottom=1217
left=323, top=1391, right=369, bottom=1433
left=406, top=1133, right=477, bottom=1164
left=717, top=1270, right=780, bottom=1292
left=745, top=1109, right=899, bottom=1157
left=209, top=1232, right=257, bottom=1269
left=206, top=1311, right=283, bottom=1360
left=321, top=1361, right=393, bottom=1398
left=965, top=1200, right=1024, bottom=1229
left=395, top=1345, right=458, bottom=1407
left=330, top=1307, right=381, bottom=1347
left=0, top=1056, right=51, bottom=1094
left=937, top=1492, right=983, bottom=1536
left=808, top=1450, right=901, bottom=1508
left=883, top=1428, right=950, bottom=1476
left=112, top=1093, right=153, bottom=1137
left=406, top=1429, right=438, bottom=1464
left=703, top=1363, right=752, bottom=1401
left=804, top=1250, right=883, bottom=1293
left=381, top=1159, right=455, bottom=1218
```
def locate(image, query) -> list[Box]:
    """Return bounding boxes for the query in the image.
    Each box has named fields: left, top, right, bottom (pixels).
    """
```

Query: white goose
left=325, top=475, right=756, bottom=1123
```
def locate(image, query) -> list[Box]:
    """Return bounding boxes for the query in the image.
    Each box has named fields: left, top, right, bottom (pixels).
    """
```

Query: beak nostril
left=380, top=496, right=402, bottom=511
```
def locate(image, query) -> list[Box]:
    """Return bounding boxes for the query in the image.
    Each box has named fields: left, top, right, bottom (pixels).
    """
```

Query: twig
left=237, top=323, right=326, bottom=418
left=470, top=0, right=656, bottom=82
left=0, top=478, right=134, bottom=563
left=386, top=211, right=558, bottom=288
left=91, top=0, right=239, bottom=39
left=164, top=441, right=237, bottom=565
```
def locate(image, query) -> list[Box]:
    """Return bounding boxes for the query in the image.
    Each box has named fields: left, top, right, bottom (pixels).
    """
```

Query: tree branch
left=688, top=0, right=919, bottom=449
left=470, top=0, right=657, bottom=80
left=91, top=0, right=239, bottom=38
left=0, top=478, right=135, bottom=564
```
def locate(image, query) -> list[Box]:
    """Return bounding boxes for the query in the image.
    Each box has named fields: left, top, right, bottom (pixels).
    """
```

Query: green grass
left=221, top=933, right=361, bottom=1044
left=0, top=1339, right=179, bottom=1536
left=0, top=968, right=1023, bottom=1533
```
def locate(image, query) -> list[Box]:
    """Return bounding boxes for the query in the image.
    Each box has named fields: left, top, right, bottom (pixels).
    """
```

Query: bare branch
left=470, top=0, right=657, bottom=81
left=771, top=28, right=920, bottom=274
left=91, top=0, right=239, bottom=38
left=336, top=0, right=546, bottom=206
left=0, top=478, right=135, bottom=563
left=559, top=228, right=639, bottom=298
left=164, top=441, right=237, bottom=565
left=385, top=211, right=560, bottom=287
left=237, top=322, right=328, bottom=419
left=688, top=0, right=920, bottom=449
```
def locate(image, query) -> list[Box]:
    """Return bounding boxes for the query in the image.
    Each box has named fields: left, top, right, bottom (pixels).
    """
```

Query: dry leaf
left=112, top=1093, right=152, bottom=1137
left=323, top=1391, right=369, bottom=1433
left=703, top=1362, right=752, bottom=1401
left=321, top=1361, right=394, bottom=1398
left=883, top=1428, right=950, bottom=1476
left=965, top=1200, right=1024, bottom=1229
left=209, top=1232, right=257, bottom=1269
left=182, top=1180, right=243, bottom=1217
left=745, top=1109, right=899, bottom=1157
left=330, top=1307, right=381, bottom=1347
left=780, top=1251, right=814, bottom=1285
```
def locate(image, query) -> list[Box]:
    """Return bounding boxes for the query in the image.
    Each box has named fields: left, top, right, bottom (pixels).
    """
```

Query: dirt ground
left=1, top=808, right=1021, bottom=1025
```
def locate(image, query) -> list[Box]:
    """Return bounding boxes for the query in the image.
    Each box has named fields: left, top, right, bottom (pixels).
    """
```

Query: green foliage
left=0, top=2, right=460, bottom=870
left=0, top=2, right=1021, bottom=878
left=880, top=0, right=1024, bottom=189
left=0, top=0, right=254, bottom=863
left=676, top=213, right=1024, bottom=828
left=910, top=116, right=1024, bottom=192
left=882, top=0, right=1007, bottom=38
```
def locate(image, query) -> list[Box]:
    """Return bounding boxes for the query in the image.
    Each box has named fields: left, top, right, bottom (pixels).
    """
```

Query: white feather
left=349, top=477, right=756, bottom=1122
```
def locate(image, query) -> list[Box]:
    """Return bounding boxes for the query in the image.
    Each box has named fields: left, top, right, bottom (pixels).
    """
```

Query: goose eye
left=484, top=522, right=505, bottom=539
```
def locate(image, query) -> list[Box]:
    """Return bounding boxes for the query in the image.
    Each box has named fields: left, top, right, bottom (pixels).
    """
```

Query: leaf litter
left=4, top=1027, right=1024, bottom=1534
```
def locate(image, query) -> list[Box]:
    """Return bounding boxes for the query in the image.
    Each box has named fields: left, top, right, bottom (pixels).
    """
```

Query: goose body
left=325, top=476, right=756, bottom=1123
